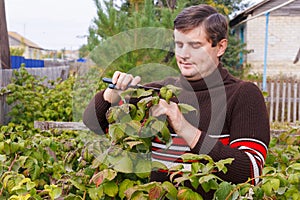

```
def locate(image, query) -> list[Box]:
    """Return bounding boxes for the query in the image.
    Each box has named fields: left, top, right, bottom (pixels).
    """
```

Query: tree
left=0, top=0, right=10, bottom=69
left=87, top=0, right=250, bottom=78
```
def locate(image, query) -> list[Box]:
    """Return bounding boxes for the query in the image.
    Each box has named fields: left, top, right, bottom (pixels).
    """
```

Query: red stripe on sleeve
left=230, top=141, right=267, bottom=159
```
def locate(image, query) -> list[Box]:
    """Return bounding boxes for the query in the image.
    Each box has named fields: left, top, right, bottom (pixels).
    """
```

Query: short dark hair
left=174, top=4, right=228, bottom=47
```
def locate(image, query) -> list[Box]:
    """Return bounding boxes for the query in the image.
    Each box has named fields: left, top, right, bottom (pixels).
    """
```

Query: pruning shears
left=102, top=77, right=160, bottom=91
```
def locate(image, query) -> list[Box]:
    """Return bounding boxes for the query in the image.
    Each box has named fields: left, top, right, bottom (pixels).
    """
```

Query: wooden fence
left=2, top=70, right=300, bottom=125
left=0, top=66, right=69, bottom=124
left=256, top=80, right=300, bottom=123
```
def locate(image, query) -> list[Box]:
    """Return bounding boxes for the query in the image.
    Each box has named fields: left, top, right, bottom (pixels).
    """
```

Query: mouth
left=179, top=61, right=193, bottom=68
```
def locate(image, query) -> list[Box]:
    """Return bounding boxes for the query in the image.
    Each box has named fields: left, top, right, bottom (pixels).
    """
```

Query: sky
left=5, top=0, right=263, bottom=51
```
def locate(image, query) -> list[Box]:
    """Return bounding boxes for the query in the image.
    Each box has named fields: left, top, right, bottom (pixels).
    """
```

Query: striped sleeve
left=230, top=138, right=268, bottom=185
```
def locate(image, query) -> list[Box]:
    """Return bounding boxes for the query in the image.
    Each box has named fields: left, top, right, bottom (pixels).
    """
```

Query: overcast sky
left=5, top=0, right=263, bottom=51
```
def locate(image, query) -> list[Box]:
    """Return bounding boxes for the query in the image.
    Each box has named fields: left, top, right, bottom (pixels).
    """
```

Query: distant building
left=8, top=31, right=44, bottom=59
left=230, top=0, right=300, bottom=78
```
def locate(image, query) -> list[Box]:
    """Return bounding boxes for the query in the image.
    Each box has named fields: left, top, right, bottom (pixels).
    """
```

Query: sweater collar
left=179, top=63, right=230, bottom=92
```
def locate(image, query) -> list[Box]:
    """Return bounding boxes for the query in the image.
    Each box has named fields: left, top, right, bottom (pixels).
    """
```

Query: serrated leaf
left=29, top=164, right=41, bottom=180
left=103, top=181, right=118, bottom=197
left=109, top=123, right=126, bottom=141
left=126, top=141, right=144, bottom=149
left=199, top=174, right=218, bottom=184
left=119, top=179, right=135, bottom=199
left=109, top=153, right=133, bottom=173
left=178, top=103, right=197, bottom=114
left=169, top=164, right=184, bottom=172
left=263, top=167, right=276, bottom=175
left=149, top=186, right=162, bottom=199
left=286, top=163, right=300, bottom=174
left=181, top=153, right=213, bottom=163
left=215, top=158, right=234, bottom=173
left=214, top=182, right=234, bottom=200
left=261, top=181, right=272, bottom=196
left=177, top=187, right=203, bottom=200
left=88, top=186, right=104, bottom=200
left=151, top=161, right=168, bottom=171
left=270, top=178, right=280, bottom=191
left=125, top=120, right=142, bottom=137
left=162, top=181, right=178, bottom=200
left=134, top=159, right=151, bottom=178
left=70, top=179, right=86, bottom=191
left=0, top=154, right=6, bottom=162
left=165, top=85, right=182, bottom=97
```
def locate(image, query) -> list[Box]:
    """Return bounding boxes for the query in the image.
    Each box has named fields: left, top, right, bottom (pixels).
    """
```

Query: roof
left=8, top=31, right=43, bottom=50
left=229, top=0, right=296, bottom=27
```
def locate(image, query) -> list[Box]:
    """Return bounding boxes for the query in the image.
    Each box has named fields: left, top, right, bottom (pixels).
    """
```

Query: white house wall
left=246, top=15, right=300, bottom=77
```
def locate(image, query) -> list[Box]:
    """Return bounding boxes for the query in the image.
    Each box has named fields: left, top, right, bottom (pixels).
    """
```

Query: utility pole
left=0, top=0, right=11, bottom=69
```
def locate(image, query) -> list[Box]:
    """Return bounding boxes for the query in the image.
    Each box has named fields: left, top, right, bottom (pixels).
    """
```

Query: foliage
left=3, top=66, right=74, bottom=129
left=10, top=47, right=25, bottom=56
left=1, top=70, right=299, bottom=199
left=222, top=33, right=251, bottom=78
left=87, top=0, right=249, bottom=78
left=0, top=115, right=299, bottom=199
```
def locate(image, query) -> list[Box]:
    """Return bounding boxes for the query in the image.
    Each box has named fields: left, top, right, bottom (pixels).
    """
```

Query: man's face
left=174, top=26, right=223, bottom=81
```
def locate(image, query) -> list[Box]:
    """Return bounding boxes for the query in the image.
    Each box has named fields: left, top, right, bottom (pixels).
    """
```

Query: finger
left=120, top=74, right=134, bottom=90
left=112, top=71, right=123, bottom=85
left=131, top=76, right=141, bottom=86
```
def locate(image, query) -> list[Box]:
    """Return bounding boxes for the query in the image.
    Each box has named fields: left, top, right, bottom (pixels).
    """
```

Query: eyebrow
left=188, top=41, right=202, bottom=46
left=174, top=41, right=202, bottom=45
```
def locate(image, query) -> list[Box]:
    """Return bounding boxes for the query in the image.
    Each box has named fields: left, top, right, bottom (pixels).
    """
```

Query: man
left=83, top=4, right=270, bottom=198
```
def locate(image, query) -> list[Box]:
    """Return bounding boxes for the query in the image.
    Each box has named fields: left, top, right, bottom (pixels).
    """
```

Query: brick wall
left=245, top=15, right=300, bottom=77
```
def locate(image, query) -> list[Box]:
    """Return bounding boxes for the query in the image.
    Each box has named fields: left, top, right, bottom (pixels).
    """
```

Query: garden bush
left=0, top=67, right=299, bottom=199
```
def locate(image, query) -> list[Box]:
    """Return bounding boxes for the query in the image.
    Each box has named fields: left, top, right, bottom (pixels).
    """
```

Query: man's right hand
left=103, top=71, right=141, bottom=104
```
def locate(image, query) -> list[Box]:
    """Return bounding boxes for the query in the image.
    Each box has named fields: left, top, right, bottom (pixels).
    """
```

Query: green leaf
left=270, top=178, right=280, bottom=191
left=199, top=174, right=218, bottom=184
left=215, top=158, right=234, bottom=173
left=165, top=85, right=182, bottom=97
left=263, top=167, right=276, bottom=175
left=29, top=164, right=41, bottom=180
left=261, top=181, right=272, bottom=196
left=288, top=174, right=299, bottom=184
left=149, top=186, right=163, bottom=200
left=151, top=161, right=168, bottom=171
left=108, top=153, right=133, bottom=173
left=134, top=159, right=151, bottom=178
left=119, top=179, right=135, bottom=199
left=162, top=181, right=178, bottom=200
left=214, top=182, right=234, bottom=200
left=109, top=123, right=126, bottom=141
left=45, top=184, right=62, bottom=200
left=125, top=120, right=142, bottom=137
left=286, top=163, right=300, bottom=174
left=177, top=187, right=203, bottom=200
left=0, top=154, right=6, bottom=162
left=70, top=179, right=86, bottom=191
left=181, top=153, right=213, bottom=163
left=178, top=103, right=197, bottom=114
left=88, top=186, right=104, bottom=200
left=201, top=179, right=219, bottom=193
left=103, top=181, right=118, bottom=197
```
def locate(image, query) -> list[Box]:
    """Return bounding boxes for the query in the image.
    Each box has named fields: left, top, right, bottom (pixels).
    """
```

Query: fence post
left=281, top=82, right=286, bottom=122
left=275, top=81, right=280, bottom=122
left=269, top=81, right=274, bottom=123
left=293, top=81, right=297, bottom=122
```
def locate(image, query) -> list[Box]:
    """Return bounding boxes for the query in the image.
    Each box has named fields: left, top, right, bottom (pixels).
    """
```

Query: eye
left=175, top=42, right=183, bottom=48
left=190, top=42, right=201, bottom=49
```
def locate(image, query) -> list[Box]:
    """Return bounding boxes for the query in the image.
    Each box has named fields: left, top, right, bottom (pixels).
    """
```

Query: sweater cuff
left=94, top=90, right=111, bottom=115
left=190, top=131, right=218, bottom=155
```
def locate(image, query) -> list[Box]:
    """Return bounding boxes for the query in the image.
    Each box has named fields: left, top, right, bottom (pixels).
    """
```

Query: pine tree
left=87, top=0, right=250, bottom=78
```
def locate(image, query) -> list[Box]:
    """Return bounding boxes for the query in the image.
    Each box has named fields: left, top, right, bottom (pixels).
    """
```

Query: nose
left=176, top=46, right=190, bottom=60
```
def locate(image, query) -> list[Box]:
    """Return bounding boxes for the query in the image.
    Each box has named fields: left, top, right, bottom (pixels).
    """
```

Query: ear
left=217, top=39, right=227, bottom=57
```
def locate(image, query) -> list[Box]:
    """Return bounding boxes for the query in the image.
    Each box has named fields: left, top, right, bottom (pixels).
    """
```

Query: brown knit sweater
left=83, top=64, right=270, bottom=198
